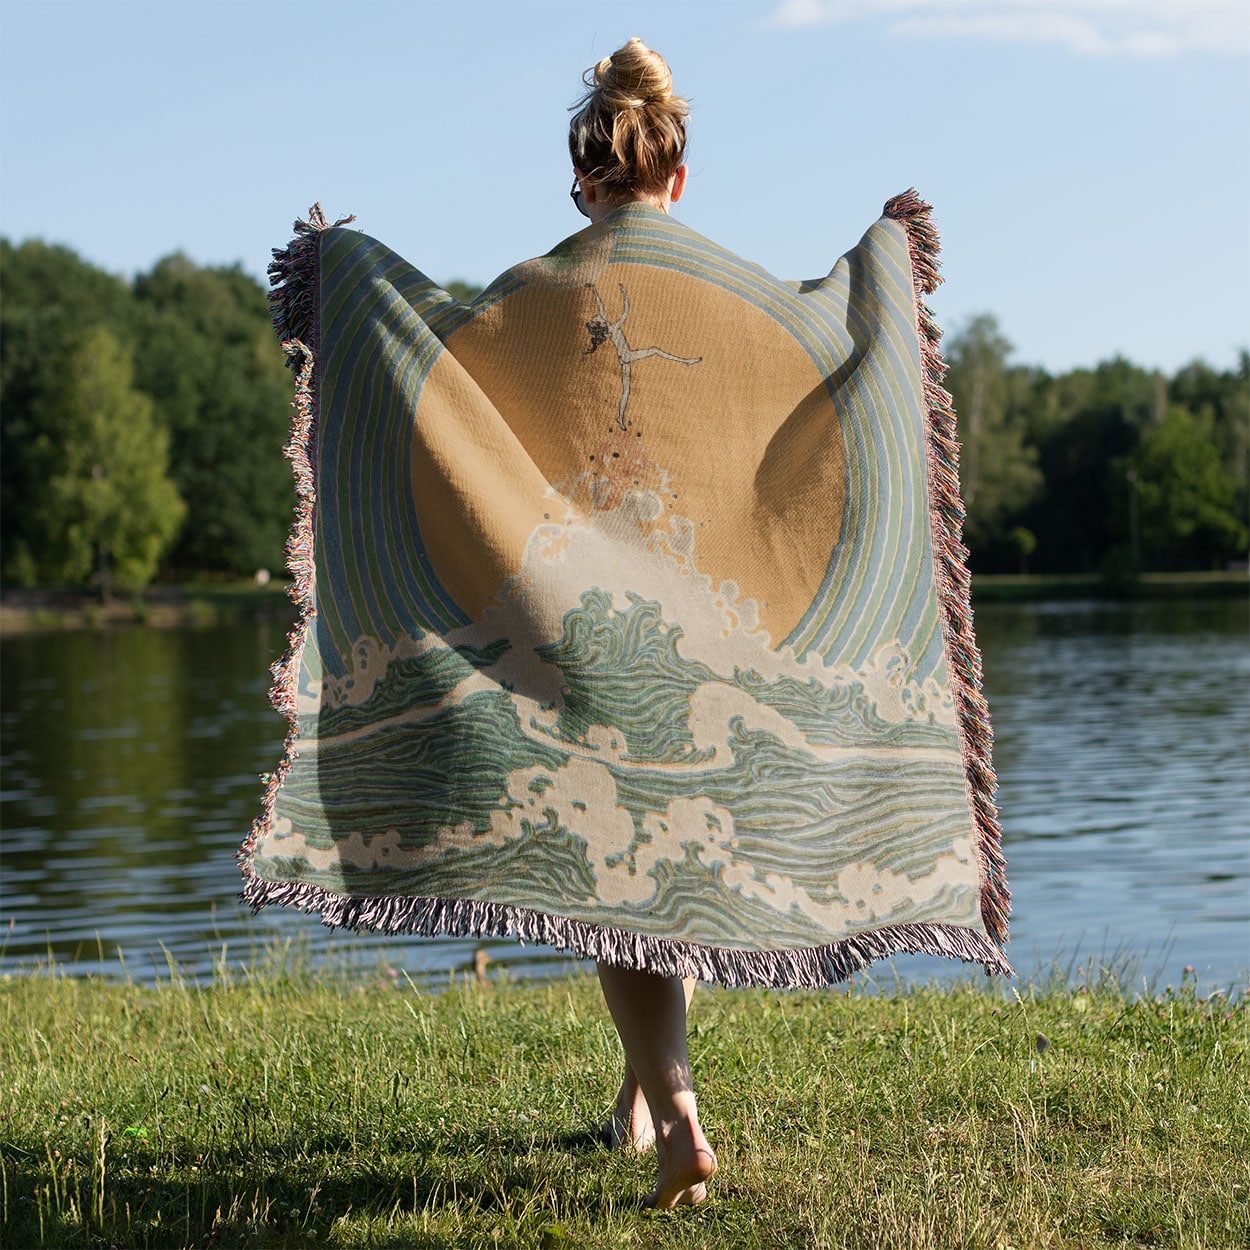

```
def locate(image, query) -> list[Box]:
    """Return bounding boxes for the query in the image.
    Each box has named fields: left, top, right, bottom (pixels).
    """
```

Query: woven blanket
left=239, top=192, right=1011, bottom=987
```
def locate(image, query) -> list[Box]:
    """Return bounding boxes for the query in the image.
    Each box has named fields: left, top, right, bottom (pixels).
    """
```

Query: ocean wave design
left=263, top=583, right=978, bottom=948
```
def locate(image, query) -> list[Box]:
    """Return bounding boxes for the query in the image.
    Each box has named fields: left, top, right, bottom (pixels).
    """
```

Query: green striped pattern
left=314, top=231, right=470, bottom=675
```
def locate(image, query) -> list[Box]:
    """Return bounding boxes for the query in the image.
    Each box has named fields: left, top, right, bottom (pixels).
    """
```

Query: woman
left=243, top=37, right=1010, bottom=1215
left=568, top=38, right=716, bottom=1210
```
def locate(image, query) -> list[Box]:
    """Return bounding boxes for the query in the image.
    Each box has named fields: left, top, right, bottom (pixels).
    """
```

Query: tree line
left=1, top=238, right=1246, bottom=596
left=2, top=240, right=295, bottom=597
left=946, top=316, right=1247, bottom=576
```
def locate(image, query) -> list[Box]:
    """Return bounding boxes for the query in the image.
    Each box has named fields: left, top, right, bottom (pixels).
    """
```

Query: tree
left=131, top=256, right=294, bottom=574
left=1, top=239, right=138, bottom=581
left=25, top=327, right=185, bottom=597
left=1020, top=357, right=1161, bottom=574
left=943, top=316, right=1043, bottom=562
left=444, top=279, right=483, bottom=303
left=1132, top=405, right=1247, bottom=569
left=1169, top=353, right=1250, bottom=539
left=1007, top=526, right=1037, bottom=575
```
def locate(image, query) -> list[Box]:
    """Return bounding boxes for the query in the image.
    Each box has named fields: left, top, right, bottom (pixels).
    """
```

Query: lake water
left=2, top=597, right=1247, bottom=993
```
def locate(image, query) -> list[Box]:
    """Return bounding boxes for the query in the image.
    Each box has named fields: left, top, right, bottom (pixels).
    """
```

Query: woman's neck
left=586, top=192, right=668, bottom=225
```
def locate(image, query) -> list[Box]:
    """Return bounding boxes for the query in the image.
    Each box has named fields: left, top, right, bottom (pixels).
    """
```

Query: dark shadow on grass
left=551, top=1125, right=611, bottom=1151
left=3, top=1125, right=637, bottom=1248
left=262, top=1122, right=614, bottom=1160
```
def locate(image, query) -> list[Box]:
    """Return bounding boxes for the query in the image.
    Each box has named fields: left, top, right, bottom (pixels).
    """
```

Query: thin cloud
left=766, top=0, right=1250, bottom=57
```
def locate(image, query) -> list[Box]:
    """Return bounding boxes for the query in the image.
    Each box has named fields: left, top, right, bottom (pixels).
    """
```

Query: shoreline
left=969, top=569, right=1249, bottom=602
left=0, top=581, right=295, bottom=634
left=1, top=571, right=1245, bottom=635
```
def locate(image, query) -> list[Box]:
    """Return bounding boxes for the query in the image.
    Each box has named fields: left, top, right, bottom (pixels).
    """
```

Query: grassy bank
left=0, top=582, right=295, bottom=634
left=2, top=570, right=1245, bottom=634
left=970, top=570, right=1249, bottom=602
left=2, top=964, right=1245, bottom=1249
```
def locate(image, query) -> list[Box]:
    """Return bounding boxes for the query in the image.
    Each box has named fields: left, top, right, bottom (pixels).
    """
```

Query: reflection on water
left=966, top=596, right=1249, bottom=990
left=2, top=597, right=1246, bottom=990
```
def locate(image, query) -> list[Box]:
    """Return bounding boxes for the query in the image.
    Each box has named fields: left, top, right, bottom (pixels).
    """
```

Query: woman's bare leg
left=603, top=1057, right=654, bottom=1151
left=596, top=964, right=716, bottom=1208
left=603, top=978, right=696, bottom=1152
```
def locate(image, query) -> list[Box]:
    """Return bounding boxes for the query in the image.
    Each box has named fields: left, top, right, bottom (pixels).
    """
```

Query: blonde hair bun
left=569, top=38, right=689, bottom=197
left=592, top=36, right=676, bottom=110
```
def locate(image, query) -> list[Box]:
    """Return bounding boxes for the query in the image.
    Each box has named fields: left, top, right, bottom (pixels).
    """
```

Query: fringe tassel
left=265, top=204, right=355, bottom=367
left=883, top=189, right=1011, bottom=948
left=238, top=205, right=349, bottom=877
left=240, top=872, right=1014, bottom=987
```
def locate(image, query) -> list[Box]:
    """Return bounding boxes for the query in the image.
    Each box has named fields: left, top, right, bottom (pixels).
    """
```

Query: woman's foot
left=644, top=1116, right=717, bottom=1209
left=594, top=965, right=714, bottom=1207
left=602, top=1073, right=655, bottom=1151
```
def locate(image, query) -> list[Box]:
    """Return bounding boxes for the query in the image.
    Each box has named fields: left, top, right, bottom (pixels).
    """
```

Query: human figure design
left=585, top=283, right=701, bottom=430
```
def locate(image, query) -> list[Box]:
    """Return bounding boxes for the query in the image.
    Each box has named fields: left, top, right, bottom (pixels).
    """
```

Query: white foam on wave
left=452, top=486, right=955, bottom=729
left=310, top=484, right=953, bottom=726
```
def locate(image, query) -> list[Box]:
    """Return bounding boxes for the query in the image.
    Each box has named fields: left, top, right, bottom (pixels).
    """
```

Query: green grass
left=3, top=570, right=1246, bottom=634
left=971, top=571, right=1248, bottom=602
left=0, top=580, right=294, bottom=633
left=2, top=960, right=1246, bottom=1249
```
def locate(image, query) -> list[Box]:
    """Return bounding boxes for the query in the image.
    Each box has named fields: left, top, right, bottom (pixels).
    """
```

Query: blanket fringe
left=240, top=872, right=1014, bottom=987
left=883, top=189, right=1011, bottom=947
left=266, top=204, right=356, bottom=366
left=238, top=205, right=349, bottom=876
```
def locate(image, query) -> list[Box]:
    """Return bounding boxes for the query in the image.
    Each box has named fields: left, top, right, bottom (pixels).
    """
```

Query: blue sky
left=2, top=0, right=1246, bottom=374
